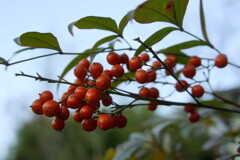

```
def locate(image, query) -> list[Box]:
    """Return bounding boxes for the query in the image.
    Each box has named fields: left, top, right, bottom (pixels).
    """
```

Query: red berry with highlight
left=188, top=56, right=201, bottom=67
left=139, top=53, right=149, bottom=62
left=139, top=87, right=150, bottom=97
left=120, top=53, right=129, bottom=64
left=51, top=118, right=65, bottom=131
left=82, top=118, right=97, bottom=132
left=85, top=88, right=100, bottom=104
left=128, top=56, right=142, bottom=71
left=102, top=95, right=112, bottom=107
left=79, top=105, right=94, bottom=119
left=42, top=100, right=60, bottom=117
left=31, top=99, right=43, bottom=115
left=135, top=69, right=148, bottom=83
left=215, top=54, right=228, bottom=68
left=182, top=64, right=196, bottom=79
left=89, top=62, right=103, bottom=79
left=97, top=114, right=115, bottom=130
left=192, top=85, right=205, bottom=98
left=96, top=75, right=111, bottom=90
left=39, top=90, right=53, bottom=102
left=111, top=64, right=124, bottom=78
left=107, top=52, right=120, bottom=65
left=57, top=107, right=70, bottom=120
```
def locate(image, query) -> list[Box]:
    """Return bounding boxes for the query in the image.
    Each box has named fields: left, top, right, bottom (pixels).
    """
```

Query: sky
left=0, top=0, right=240, bottom=159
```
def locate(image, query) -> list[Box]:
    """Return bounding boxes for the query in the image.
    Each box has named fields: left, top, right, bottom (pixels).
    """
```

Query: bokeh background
left=1, top=0, right=240, bottom=159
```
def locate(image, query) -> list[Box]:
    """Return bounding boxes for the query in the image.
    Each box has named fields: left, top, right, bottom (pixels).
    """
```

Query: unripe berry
left=89, top=62, right=103, bottom=79
left=182, top=64, right=196, bottom=79
left=215, top=54, right=228, bottom=68
left=51, top=118, right=65, bottom=131
left=191, top=85, right=205, bottom=98
left=175, top=80, right=189, bottom=92
left=111, top=64, right=124, bottom=78
left=97, top=114, right=115, bottom=130
left=135, top=69, right=148, bottom=83
left=188, top=112, right=200, bottom=123
left=42, top=100, right=60, bottom=117
left=39, top=90, right=53, bottom=102
left=82, top=118, right=97, bottom=132
left=188, top=56, right=201, bottom=67
left=31, top=99, right=43, bottom=115
left=107, top=52, right=120, bottom=65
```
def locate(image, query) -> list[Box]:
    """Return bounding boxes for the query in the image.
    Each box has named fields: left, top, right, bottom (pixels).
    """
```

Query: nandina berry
left=61, top=92, right=70, bottom=106
left=215, top=54, right=228, bottom=68
left=101, top=70, right=113, bottom=79
left=114, top=115, right=127, bottom=128
left=149, top=88, right=159, bottom=98
left=87, top=80, right=95, bottom=87
left=192, top=85, right=205, bottom=98
left=74, top=65, right=87, bottom=81
left=128, top=56, right=142, bottom=71
left=102, top=95, right=112, bottom=106
left=67, top=85, right=77, bottom=94
left=57, top=107, right=70, bottom=120
left=96, top=75, right=111, bottom=90
left=152, top=61, right=162, bottom=69
left=74, top=79, right=84, bottom=85
left=97, top=114, right=115, bottom=130
left=82, top=118, right=97, bottom=131
left=66, top=93, right=82, bottom=108
left=39, top=90, right=53, bottom=102
left=135, top=69, right=148, bottom=83
left=139, top=53, right=149, bottom=62
left=184, top=105, right=197, bottom=113
left=111, top=64, right=124, bottom=78
left=167, top=55, right=177, bottom=64
left=89, top=62, right=103, bottom=79
left=188, top=112, right=200, bottom=123
left=146, top=69, right=157, bottom=82
left=85, top=88, right=100, bottom=104
left=188, top=56, right=201, bottom=67
left=165, top=55, right=177, bottom=68
left=42, top=100, right=60, bottom=117
left=139, top=87, right=150, bottom=97
left=79, top=105, right=94, bottom=119
left=73, top=111, right=82, bottom=122
left=182, top=64, right=196, bottom=79
left=51, top=118, right=65, bottom=131
left=107, top=52, right=120, bottom=65
left=78, top=58, right=90, bottom=69
left=120, top=53, right=129, bottom=64
left=175, top=80, right=189, bottom=92
left=148, top=104, right=157, bottom=111
left=31, top=99, right=43, bottom=115
left=74, top=86, right=87, bottom=99
left=89, top=101, right=100, bottom=110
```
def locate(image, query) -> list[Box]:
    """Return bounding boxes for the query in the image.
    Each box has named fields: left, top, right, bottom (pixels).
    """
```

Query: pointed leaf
left=174, top=0, right=189, bottom=27
left=135, top=27, right=177, bottom=55
left=15, top=32, right=61, bottom=51
left=119, top=14, right=130, bottom=36
left=93, top=35, right=118, bottom=49
left=200, top=0, right=210, bottom=43
left=72, top=16, right=119, bottom=34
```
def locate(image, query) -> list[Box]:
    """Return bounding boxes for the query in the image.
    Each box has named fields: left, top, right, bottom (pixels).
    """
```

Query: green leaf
left=111, top=72, right=135, bottom=88
left=135, top=27, right=177, bottom=55
left=118, top=14, right=130, bottom=36
left=0, top=57, right=8, bottom=65
left=68, top=21, right=75, bottom=36
left=174, top=0, right=189, bottom=27
left=71, top=16, right=119, bottom=34
left=15, top=32, right=61, bottom=51
left=92, top=35, right=118, bottom=49
left=200, top=0, right=210, bottom=43
left=133, top=0, right=177, bottom=25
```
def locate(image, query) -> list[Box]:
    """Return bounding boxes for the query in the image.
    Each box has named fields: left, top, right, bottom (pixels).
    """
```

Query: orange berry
left=39, top=90, right=53, bottom=102
left=135, top=69, right=148, bottom=83
left=97, top=114, right=115, bottom=130
left=146, top=69, right=157, bottom=82
left=31, top=99, right=43, bottom=115
left=101, top=70, right=113, bottom=79
left=89, top=62, right=103, bottom=79
left=182, top=64, right=196, bottom=79
left=215, top=54, right=228, bottom=68
left=96, top=75, right=111, bottom=90
left=73, top=111, right=82, bottom=122
left=128, top=56, right=142, bottom=72
left=111, top=64, right=124, bottom=78
left=139, top=87, right=150, bottom=97
left=67, top=85, right=77, bottom=94
left=191, top=85, right=204, bottom=98
left=107, top=52, right=120, bottom=65
left=57, top=107, right=70, bottom=120
left=85, top=88, right=100, bottom=104
left=42, top=100, right=60, bottom=117
left=175, top=80, right=189, bottom=92
left=152, top=61, right=162, bottom=69
left=78, top=58, right=90, bottom=69
left=139, top=53, right=149, bottom=62
left=87, top=80, right=96, bottom=87
left=188, top=56, right=201, bottom=67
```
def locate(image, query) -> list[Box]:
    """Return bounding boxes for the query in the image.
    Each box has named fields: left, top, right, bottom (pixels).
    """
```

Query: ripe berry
left=67, top=85, right=77, bottom=94
left=111, top=64, right=124, bottom=78
left=73, top=111, right=82, bottom=122
left=120, top=53, right=129, bottom=64
left=114, top=115, right=127, bottom=128
left=87, top=80, right=95, bottom=87
left=182, top=64, right=196, bottom=79
left=51, top=118, right=65, bottom=131
left=128, top=56, right=142, bottom=72
left=215, top=54, right=228, bottom=68
left=175, top=80, right=189, bottom=92
left=78, top=58, right=90, bottom=69
left=165, top=55, right=177, bottom=68
left=79, top=105, right=94, bottom=119
left=42, top=100, right=60, bottom=117
left=191, top=85, right=205, bottom=98
left=139, top=87, right=150, bottom=97
left=74, top=65, right=87, bottom=81
left=90, top=101, right=100, bottom=110
left=97, top=114, right=115, bottom=130
left=85, top=88, right=100, bottom=104
left=102, top=95, right=113, bottom=106
left=96, top=75, right=111, bottom=90
left=107, top=52, right=120, bottom=65
left=101, top=70, right=113, bottom=79
left=152, top=61, right=162, bottom=69
left=66, top=93, right=82, bottom=108
left=139, top=53, right=149, bottom=62
left=188, top=112, right=200, bottom=123
left=82, top=118, right=97, bottom=132
left=31, top=99, right=43, bottom=115
left=184, top=105, right=197, bottom=113
left=57, top=107, right=70, bottom=120
left=148, top=104, right=157, bottom=111
left=61, top=92, right=69, bottom=106
left=89, top=62, right=103, bottom=79
left=135, top=69, right=148, bottom=83
left=188, top=56, right=201, bottom=67
left=39, top=90, right=53, bottom=102
left=74, top=86, right=87, bottom=99
left=146, top=69, right=157, bottom=82
left=149, top=88, right=159, bottom=98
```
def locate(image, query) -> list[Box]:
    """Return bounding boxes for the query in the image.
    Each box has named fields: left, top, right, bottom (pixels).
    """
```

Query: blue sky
left=1, top=0, right=240, bottom=159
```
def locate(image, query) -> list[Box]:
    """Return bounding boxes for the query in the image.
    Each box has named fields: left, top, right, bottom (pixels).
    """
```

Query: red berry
left=175, top=80, right=189, bottom=92
left=51, top=118, right=65, bottom=131
left=114, top=115, right=127, bottom=128
left=152, top=61, right=162, bottom=69
left=67, top=85, right=77, bottom=94
left=31, top=99, right=43, bottom=115
left=128, top=56, right=142, bottom=71
left=42, top=100, right=60, bottom=117
left=215, top=54, right=228, bottom=68
left=111, top=64, right=124, bottom=78
left=107, top=52, right=120, bottom=65
left=87, top=80, right=95, bottom=87
left=73, top=111, right=82, bottom=122
left=39, top=90, right=53, bottom=102
left=135, top=69, right=148, bottom=83
left=191, top=85, right=205, bottom=98
left=188, top=112, right=200, bottom=123
left=74, top=65, right=87, bottom=81
left=89, top=62, right=103, bottom=79
left=74, top=86, right=87, bottom=99
left=85, top=88, right=100, bottom=104
left=139, top=53, right=149, bottom=62
left=101, top=70, right=113, bottom=79
left=78, top=58, right=90, bottom=69
left=120, top=53, right=129, bottom=64
left=57, top=107, right=70, bottom=120
left=182, top=64, right=196, bottom=79
left=188, top=56, right=201, bottom=67
left=82, top=118, right=97, bottom=131
left=146, top=69, right=157, bottom=82
left=97, top=114, right=115, bottom=130
left=165, top=56, right=176, bottom=68
left=139, top=87, right=150, bottom=97
left=149, top=88, right=159, bottom=98
left=96, top=75, right=111, bottom=90
left=102, top=95, right=113, bottom=107
left=79, top=105, right=94, bottom=119
left=184, top=105, right=197, bottom=113
left=148, top=104, right=157, bottom=111
left=66, top=93, right=82, bottom=108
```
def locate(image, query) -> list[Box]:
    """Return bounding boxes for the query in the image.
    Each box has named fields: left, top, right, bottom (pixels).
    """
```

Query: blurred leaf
left=200, top=0, right=210, bottom=43
left=111, top=72, right=135, bottom=88
left=15, top=32, right=61, bottom=51
left=0, top=57, right=8, bottom=65
left=174, top=0, right=189, bottom=27
left=133, top=0, right=177, bottom=25
left=71, top=16, right=120, bottom=34
left=14, top=47, right=36, bottom=54
left=151, top=151, right=166, bottom=160
left=119, top=14, right=130, bottom=36
left=93, top=35, right=119, bottom=49
left=135, top=27, right=177, bottom=56
left=202, top=100, right=225, bottom=108
left=98, top=149, right=116, bottom=160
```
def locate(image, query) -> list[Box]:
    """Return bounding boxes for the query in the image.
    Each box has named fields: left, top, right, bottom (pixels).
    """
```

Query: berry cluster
left=31, top=51, right=228, bottom=131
